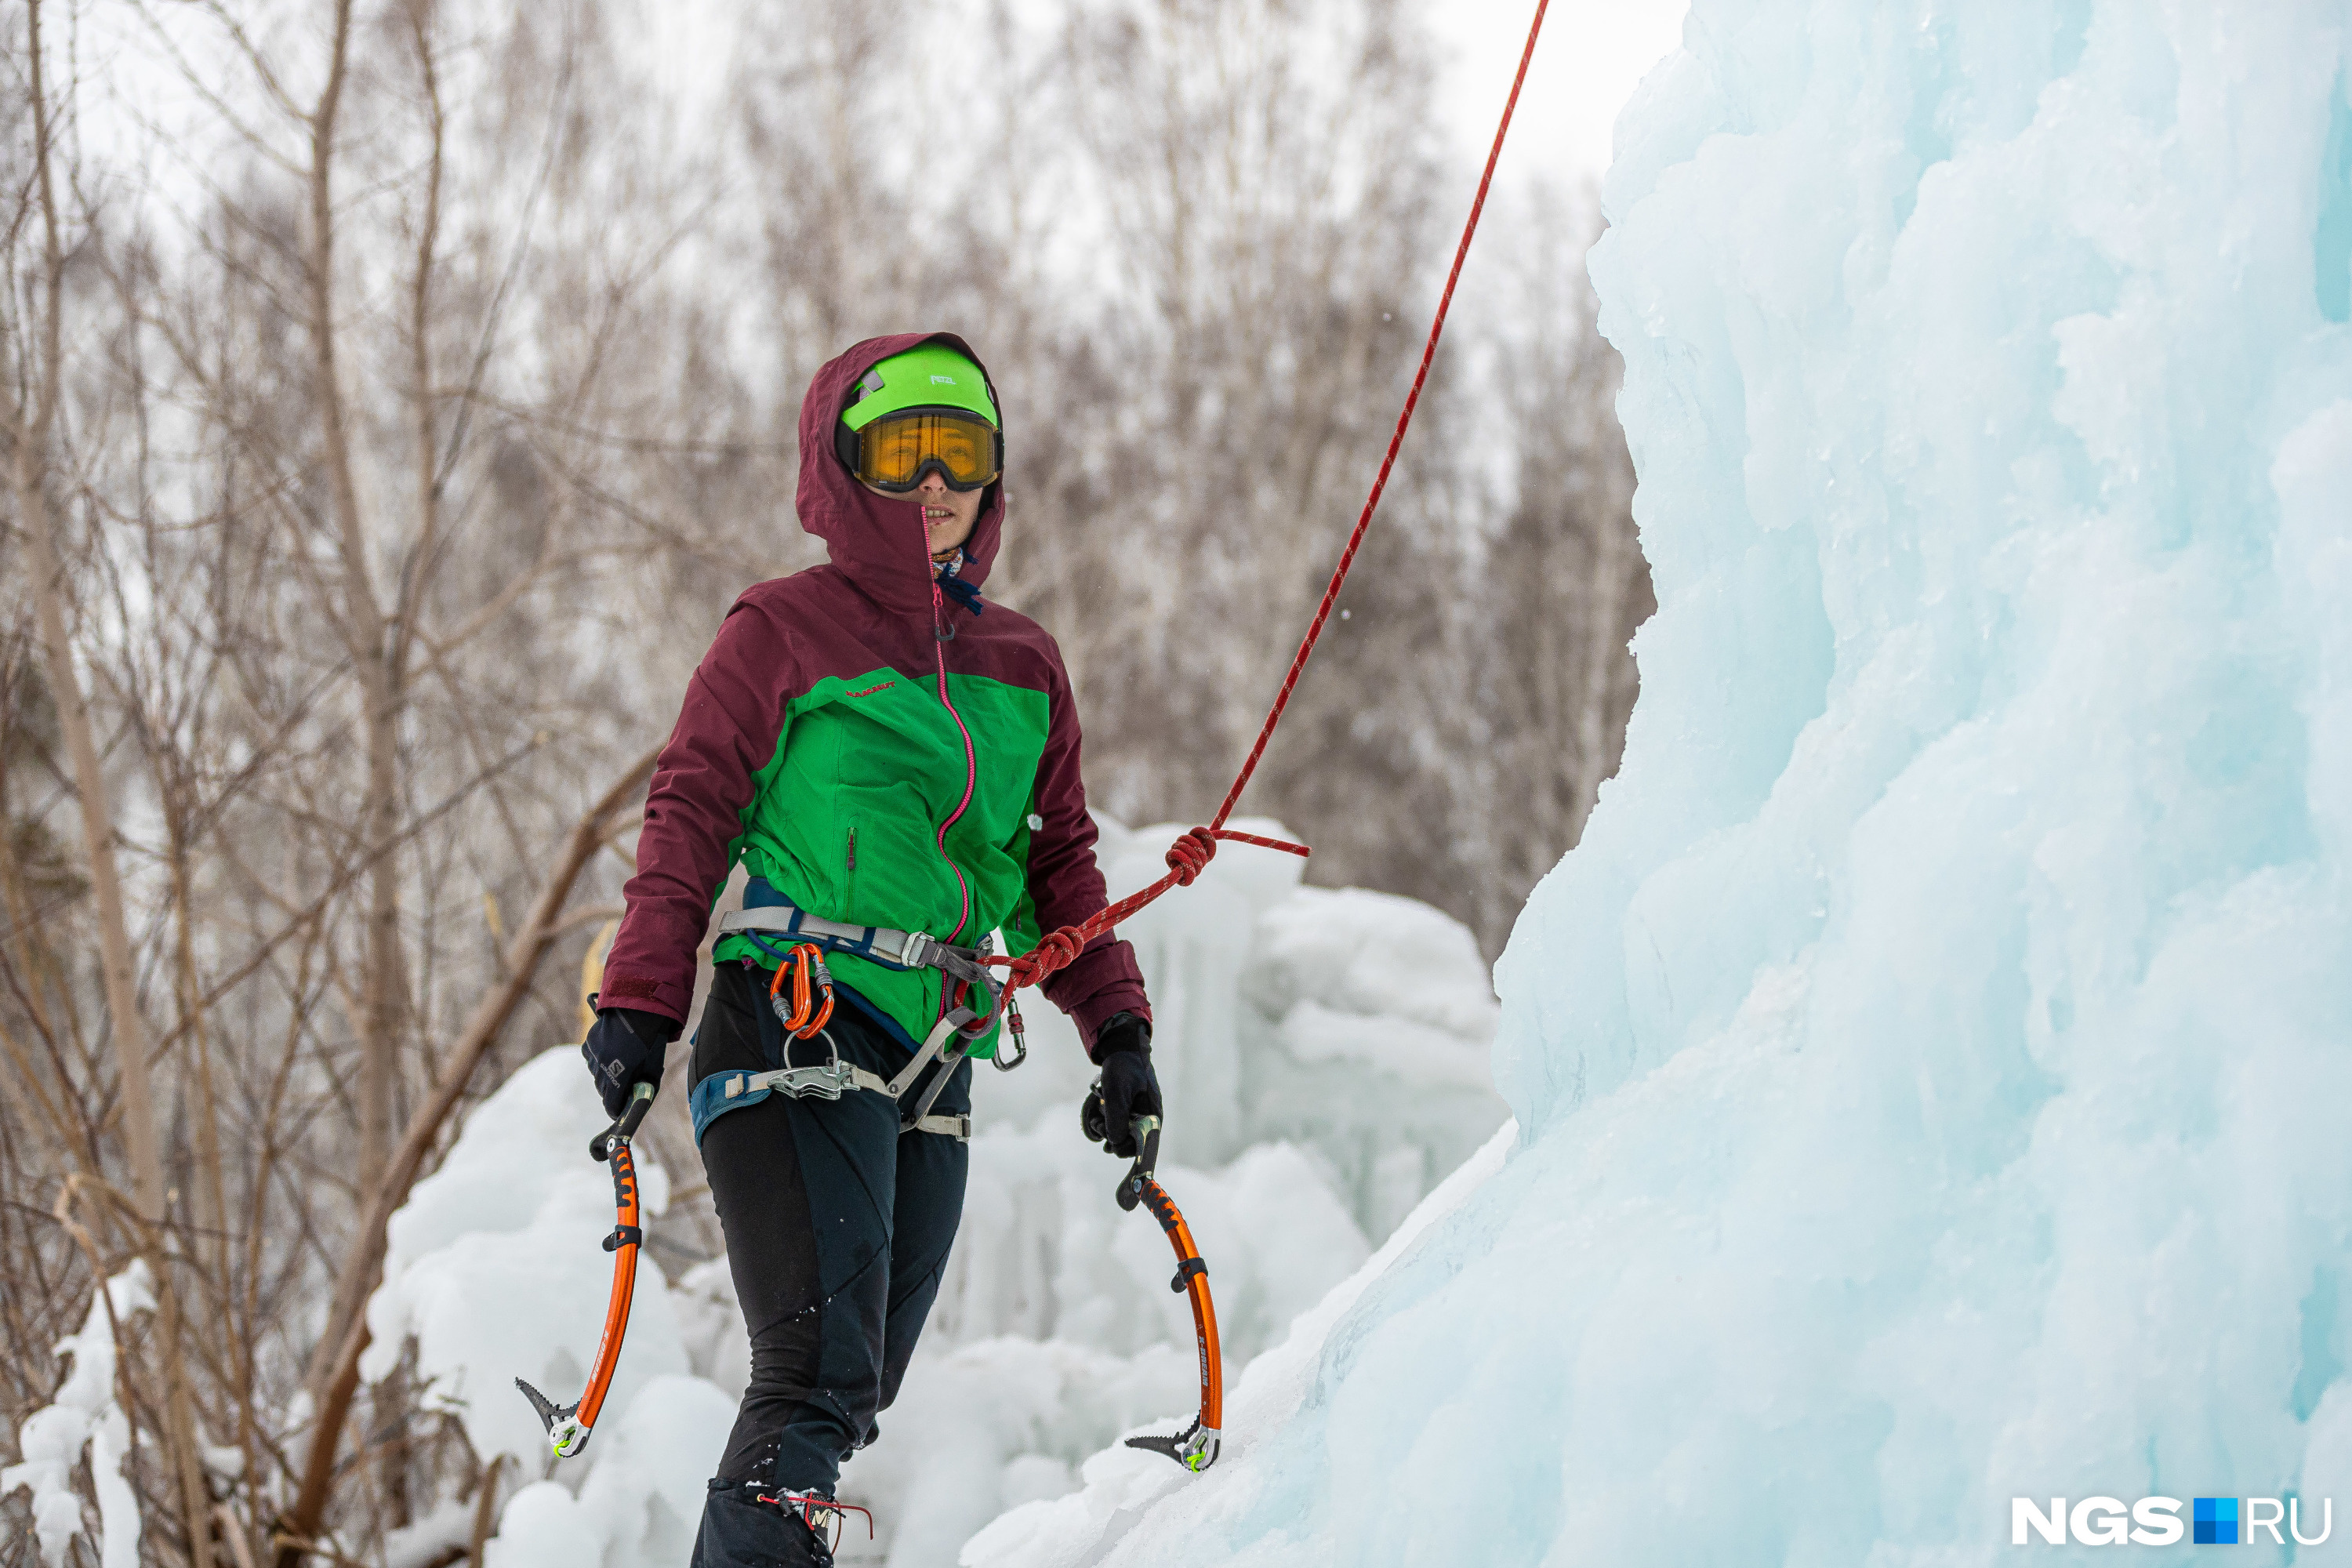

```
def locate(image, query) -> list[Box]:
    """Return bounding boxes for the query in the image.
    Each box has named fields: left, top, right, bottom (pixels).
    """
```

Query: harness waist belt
left=717, top=904, right=995, bottom=989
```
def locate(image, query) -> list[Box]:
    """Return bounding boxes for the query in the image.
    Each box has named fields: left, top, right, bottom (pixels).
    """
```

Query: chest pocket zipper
left=846, top=825, right=858, bottom=873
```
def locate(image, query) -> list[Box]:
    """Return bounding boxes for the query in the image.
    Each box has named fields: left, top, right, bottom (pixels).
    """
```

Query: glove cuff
left=604, top=1004, right=683, bottom=1047
left=1091, top=1010, right=1152, bottom=1064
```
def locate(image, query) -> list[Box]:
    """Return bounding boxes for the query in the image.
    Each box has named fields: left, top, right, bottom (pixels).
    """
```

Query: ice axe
left=516, top=1079, right=655, bottom=1459
left=1083, top=1083, right=1223, bottom=1472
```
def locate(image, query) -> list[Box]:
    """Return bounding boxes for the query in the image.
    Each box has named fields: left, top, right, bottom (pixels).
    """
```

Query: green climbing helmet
left=842, top=342, right=1000, bottom=430
left=836, top=341, right=1004, bottom=492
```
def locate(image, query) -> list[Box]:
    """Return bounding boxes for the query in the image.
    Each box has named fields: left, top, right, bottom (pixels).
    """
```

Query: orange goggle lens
left=855, top=411, right=1000, bottom=492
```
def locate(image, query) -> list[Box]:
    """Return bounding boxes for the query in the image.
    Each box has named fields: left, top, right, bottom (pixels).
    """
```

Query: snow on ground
left=361, top=814, right=1505, bottom=1566
left=964, top=1118, right=1515, bottom=1568
left=961, top=3, right=2352, bottom=1566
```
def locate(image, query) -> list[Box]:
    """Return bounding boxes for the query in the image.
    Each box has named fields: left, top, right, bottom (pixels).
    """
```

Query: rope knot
left=1009, top=927, right=1083, bottom=989
left=1165, top=827, right=1218, bottom=886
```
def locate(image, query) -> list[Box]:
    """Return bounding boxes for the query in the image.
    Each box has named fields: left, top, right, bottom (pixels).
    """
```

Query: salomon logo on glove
left=581, top=1007, right=679, bottom=1119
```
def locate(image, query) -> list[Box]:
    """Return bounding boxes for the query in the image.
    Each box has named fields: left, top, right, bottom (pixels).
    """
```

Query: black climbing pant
left=687, top=959, right=971, bottom=1565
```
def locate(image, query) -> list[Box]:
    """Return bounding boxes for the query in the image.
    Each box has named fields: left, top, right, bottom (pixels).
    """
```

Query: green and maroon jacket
left=597, top=332, right=1149, bottom=1057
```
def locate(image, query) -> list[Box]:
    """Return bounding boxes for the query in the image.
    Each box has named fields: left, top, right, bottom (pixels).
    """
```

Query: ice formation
left=966, top=3, right=2352, bottom=1565
left=362, top=814, right=1504, bottom=1565
left=2, top=1263, right=154, bottom=1568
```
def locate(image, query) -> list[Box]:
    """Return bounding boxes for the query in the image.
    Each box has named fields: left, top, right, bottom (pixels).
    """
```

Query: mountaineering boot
left=690, top=1479, right=836, bottom=1568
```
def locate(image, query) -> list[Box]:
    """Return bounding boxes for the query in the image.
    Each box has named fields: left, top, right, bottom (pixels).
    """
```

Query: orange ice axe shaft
left=517, top=1079, right=654, bottom=1458
left=1112, top=1114, right=1222, bottom=1472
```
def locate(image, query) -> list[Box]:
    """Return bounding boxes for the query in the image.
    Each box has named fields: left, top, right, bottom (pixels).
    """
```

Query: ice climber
left=579, top=334, right=1161, bottom=1566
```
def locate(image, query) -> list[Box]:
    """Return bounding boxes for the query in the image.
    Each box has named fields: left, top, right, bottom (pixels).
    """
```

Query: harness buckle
left=758, top=1061, right=858, bottom=1101
left=760, top=1021, right=857, bottom=1102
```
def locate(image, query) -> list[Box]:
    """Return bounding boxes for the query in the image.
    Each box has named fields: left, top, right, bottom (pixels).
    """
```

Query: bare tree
left=3, top=3, right=221, bottom=1556
left=2, top=0, right=734, bottom=1558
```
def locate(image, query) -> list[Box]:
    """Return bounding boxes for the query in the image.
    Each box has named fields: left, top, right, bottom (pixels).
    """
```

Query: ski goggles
left=839, top=408, right=1003, bottom=493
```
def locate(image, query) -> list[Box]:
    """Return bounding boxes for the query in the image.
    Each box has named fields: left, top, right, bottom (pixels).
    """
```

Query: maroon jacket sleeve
left=598, top=593, right=796, bottom=1026
left=1027, top=652, right=1152, bottom=1053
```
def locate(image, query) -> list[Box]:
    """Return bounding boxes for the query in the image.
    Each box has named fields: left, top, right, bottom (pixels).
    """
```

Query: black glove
left=582, top=1006, right=680, bottom=1120
left=1087, top=1011, right=1160, bottom=1159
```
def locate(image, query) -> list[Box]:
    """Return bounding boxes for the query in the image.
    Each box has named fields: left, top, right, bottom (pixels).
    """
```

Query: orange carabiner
left=768, top=942, right=836, bottom=1038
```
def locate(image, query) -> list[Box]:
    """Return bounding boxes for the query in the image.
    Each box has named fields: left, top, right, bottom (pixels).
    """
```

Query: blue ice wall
left=968, top=5, right=2352, bottom=1564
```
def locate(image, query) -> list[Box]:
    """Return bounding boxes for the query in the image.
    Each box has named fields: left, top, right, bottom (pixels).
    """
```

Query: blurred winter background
left=0, top=1, right=1678, bottom=1565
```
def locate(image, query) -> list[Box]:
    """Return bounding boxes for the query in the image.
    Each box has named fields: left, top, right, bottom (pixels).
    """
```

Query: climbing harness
left=985, top=0, right=1553, bottom=999
left=1085, top=1087, right=1222, bottom=1472
left=517, top=1079, right=655, bottom=1459
left=684, top=894, right=1028, bottom=1145
left=717, top=897, right=1005, bottom=1023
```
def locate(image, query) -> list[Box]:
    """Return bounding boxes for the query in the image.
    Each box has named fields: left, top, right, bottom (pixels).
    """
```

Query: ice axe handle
left=1117, top=1116, right=1162, bottom=1212
left=590, top=1080, right=656, bottom=1163
left=1080, top=1083, right=1160, bottom=1206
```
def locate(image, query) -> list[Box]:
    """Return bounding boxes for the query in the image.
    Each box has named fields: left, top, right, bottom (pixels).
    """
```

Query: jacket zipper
left=845, top=825, right=857, bottom=872
left=926, top=554, right=978, bottom=946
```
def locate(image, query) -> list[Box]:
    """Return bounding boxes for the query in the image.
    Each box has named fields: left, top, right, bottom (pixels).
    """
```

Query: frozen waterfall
left=968, top=3, right=2352, bottom=1564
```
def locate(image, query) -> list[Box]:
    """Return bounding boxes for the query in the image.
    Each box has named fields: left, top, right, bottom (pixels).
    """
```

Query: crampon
left=757, top=1490, right=874, bottom=1556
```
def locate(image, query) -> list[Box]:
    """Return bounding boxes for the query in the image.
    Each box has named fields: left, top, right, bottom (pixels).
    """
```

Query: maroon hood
left=795, top=332, right=1005, bottom=620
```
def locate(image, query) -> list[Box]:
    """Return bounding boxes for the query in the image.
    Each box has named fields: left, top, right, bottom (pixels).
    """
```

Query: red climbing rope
left=996, top=0, right=1552, bottom=995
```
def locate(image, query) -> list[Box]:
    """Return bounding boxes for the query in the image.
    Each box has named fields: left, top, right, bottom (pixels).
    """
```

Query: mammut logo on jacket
left=849, top=681, right=897, bottom=698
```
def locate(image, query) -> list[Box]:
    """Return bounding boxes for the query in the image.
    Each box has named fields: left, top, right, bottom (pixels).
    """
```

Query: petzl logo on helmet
left=931, top=374, right=956, bottom=384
